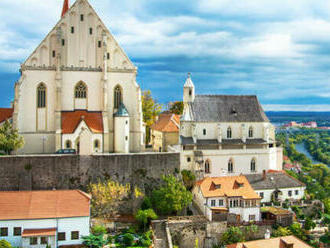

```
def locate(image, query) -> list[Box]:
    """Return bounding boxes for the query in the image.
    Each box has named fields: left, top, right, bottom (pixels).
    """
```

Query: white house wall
left=0, top=216, right=89, bottom=247
left=256, top=186, right=306, bottom=203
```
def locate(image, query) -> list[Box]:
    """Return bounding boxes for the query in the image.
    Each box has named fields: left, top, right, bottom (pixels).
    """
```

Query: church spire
left=61, top=0, right=70, bottom=17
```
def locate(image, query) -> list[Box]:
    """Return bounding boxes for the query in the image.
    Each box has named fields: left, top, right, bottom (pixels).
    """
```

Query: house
left=150, top=113, right=180, bottom=152
left=0, top=190, right=91, bottom=248
left=0, top=108, right=13, bottom=126
left=261, top=206, right=294, bottom=226
left=226, top=235, right=313, bottom=248
left=8, top=0, right=144, bottom=154
left=245, top=170, right=306, bottom=203
left=177, top=73, right=283, bottom=178
left=193, top=175, right=261, bottom=222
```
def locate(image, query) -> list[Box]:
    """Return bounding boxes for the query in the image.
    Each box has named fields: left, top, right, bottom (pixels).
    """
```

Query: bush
left=82, top=234, right=106, bottom=248
left=0, top=240, right=12, bottom=248
left=123, top=233, right=135, bottom=246
left=91, top=224, right=107, bottom=235
left=141, top=196, right=152, bottom=210
left=135, top=208, right=158, bottom=231
left=181, top=170, right=196, bottom=190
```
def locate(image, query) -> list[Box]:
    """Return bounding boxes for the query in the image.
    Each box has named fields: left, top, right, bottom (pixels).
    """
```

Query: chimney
left=263, top=170, right=267, bottom=180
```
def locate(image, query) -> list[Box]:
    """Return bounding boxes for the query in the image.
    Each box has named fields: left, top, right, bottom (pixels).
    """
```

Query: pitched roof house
left=0, top=190, right=91, bottom=248
left=150, top=113, right=180, bottom=152
left=193, top=176, right=261, bottom=222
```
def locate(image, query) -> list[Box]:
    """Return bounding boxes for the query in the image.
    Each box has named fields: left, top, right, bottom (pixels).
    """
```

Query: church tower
left=183, top=73, right=195, bottom=104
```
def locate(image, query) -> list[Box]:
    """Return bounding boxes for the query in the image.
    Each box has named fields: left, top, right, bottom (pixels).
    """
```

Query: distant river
left=295, top=143, right=322, bottom=164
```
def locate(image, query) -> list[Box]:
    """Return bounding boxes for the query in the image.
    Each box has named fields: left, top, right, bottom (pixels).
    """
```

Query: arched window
left=205, top=160, right=211, bottom=174
left=227, top=127, right=232, bottom=139
left=114, top=86, right=122, bottom=109
left=65, top=140, right=72, bottom=149
left=249, top=126, right=253, bottom=138
left=228, top=159, right=234, bottom=173
left=37, top=83, right=46, bottom=108
left=251, top=158, right=256, bottom=172
left=75, top=82, right=87, bottom=98
left=94, top=139, right=100, bottom=149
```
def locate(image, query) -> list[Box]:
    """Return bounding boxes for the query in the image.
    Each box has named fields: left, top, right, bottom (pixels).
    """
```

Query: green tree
left=135, top=208, right=158, bottom=231
left=0, top=120, right=24, bottom=155
left=181, top=170, right=196, bottom=191
left=152, top=175, right=192, bottom=215
left=169, top=101, right=184, bottom=115
left=82, top=234, right=106, bottom=248
left=142, top=90, right=162, bottom=144
left=303, top=218, right=316, bottom=231
left=220, top=226, right=244, bottom=245
left=0, top=240, right=12, bottom=248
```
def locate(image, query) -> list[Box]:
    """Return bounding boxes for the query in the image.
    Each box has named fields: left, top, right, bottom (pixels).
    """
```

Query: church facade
left=178, top=74, right=283, bottom=178
left=12, top=0, right=144, bottom=154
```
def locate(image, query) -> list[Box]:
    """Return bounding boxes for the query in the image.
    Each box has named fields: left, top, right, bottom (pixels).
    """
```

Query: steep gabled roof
left=61, top=110, right=103, bottom=134
left=151, top=113, right=180, bottom=133
left=0, top=190, right=90, bottom=220
left=195, top=176, right=260, bottom=199
left=188, top=95, right=269, bottom=122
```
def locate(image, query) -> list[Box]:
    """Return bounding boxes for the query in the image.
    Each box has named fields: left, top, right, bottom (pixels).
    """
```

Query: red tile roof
left=195, top=176, right=260, bottom=199
left=62, top=111, right=103, bottom=134
left=0, top=108, right=13, bottom=123
left=151, top=113, right=180, bottom=132
left=22, top=228, right=57, bottom=237
left=0, top=190, right=91, bottom=220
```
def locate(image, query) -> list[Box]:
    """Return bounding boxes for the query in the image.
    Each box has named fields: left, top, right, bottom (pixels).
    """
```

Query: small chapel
left=10, top=0, right=144, bottom=154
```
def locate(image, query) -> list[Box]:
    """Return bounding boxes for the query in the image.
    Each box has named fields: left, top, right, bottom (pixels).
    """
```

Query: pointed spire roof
left=114, top=103, right=129, bottom=117
left=61, top=0, right=70, bottom=17
left=184, top=72, right=194, bottom=88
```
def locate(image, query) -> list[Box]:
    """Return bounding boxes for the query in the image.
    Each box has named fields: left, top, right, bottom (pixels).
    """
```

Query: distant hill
left=266, top=111, right=330, bottom=126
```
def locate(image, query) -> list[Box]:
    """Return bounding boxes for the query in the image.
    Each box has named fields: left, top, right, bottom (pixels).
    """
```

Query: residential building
left=178, top=73, right=283, bottom=178
left=9, top=0, right=144, bottom=154
left=0, top=108, right=13, bottom=126
left=0, top=190, right=90, bottom=248
left=150, top=113, right=180, bottom=152
left=226, top=235, right=313, bottom=248
left=193, top=175, right=261, bottom=222
left=245, top=170, right=306, bottom=203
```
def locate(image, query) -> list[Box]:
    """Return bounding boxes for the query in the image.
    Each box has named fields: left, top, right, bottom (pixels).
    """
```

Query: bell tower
left=183, top=72, right=195, bottom=104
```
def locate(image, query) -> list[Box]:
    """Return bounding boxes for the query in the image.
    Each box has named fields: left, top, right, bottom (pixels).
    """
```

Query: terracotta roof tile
left=151, top=113, right=180, bottom=133
left=226, top=235, right=313, bottom=248
left=195, top=176, right=260, bottom=199
left=62, top=111, right=103, bottom=134
left=22, top=228, right=57, bottom=237
left=0, top=190, right=90, bottom=220
left=0, top=108, right=13, bottom=123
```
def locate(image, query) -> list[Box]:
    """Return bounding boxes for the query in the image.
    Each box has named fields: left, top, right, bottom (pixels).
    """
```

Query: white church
left=178, top=74, right=283, bottom=178
left=11, top=0, right=144, bottom=154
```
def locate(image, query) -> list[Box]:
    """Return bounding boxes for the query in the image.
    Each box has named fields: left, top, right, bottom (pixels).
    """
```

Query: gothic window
left=251, top=158, right=256, bottom=172
left=37, top=83, right=46, bottom=108
left=94, top=140, right=100, bottom=149
left=114, top=86, right=122, bottom=109
left=249, top=126, right=253, bottom=138
left=75, top=82, right=87, bottom=99
left=228, top=159, right=234, bottom=173
left=65, top=140, right=72, bottom=149
left=205, top=160, right=210, bottom=174
left=227, top=127, right=232, bottom=139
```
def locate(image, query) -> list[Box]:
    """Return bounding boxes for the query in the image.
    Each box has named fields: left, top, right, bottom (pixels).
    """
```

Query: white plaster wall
left=229, top=207, right=260, bottom=221
left=256, top=187, right=306, bottom=203
left=181, top=147, right=280, bottom=176
left=114, top=116, right=130, bottom=153
left=0, top=217, right=89, bottom=247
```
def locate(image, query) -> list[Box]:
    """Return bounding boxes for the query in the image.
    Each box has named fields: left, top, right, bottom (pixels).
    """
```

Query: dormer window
left=231, top=107, right=237, bottom=116
left=215, top=184, right=221, bottom=189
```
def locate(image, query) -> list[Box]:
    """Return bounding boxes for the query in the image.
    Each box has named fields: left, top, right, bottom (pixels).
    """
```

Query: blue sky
left=0, top=0, right=330, bottom=111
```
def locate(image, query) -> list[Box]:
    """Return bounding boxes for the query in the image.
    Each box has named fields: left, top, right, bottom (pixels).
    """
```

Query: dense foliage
left=168, top=101, right=184, bottom=115
left=135, top=208, right=158, bottom=231
left=88, top=180, right=130, bottom=219
left=0, top=120, right=24, bottom=155
left=0, top=240, right=12, bottom=248
left=151, top=175, right=192, bottom=215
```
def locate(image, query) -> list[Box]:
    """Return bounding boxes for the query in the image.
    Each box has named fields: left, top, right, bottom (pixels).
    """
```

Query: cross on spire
left=61, top=0, right=70, bottom=17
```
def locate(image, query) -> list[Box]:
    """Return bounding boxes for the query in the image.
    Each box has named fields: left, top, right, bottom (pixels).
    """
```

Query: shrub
left=181, top=170, right=196, bottom=190
left=135, top=208, right=158, bottom=231
left=123, top=233, right=135, bottom=246
left=91, top=224, right=107, bottom=235
left=0, top=240, right=12, bottom=248
left=141, top=196, right=152, bottom=210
